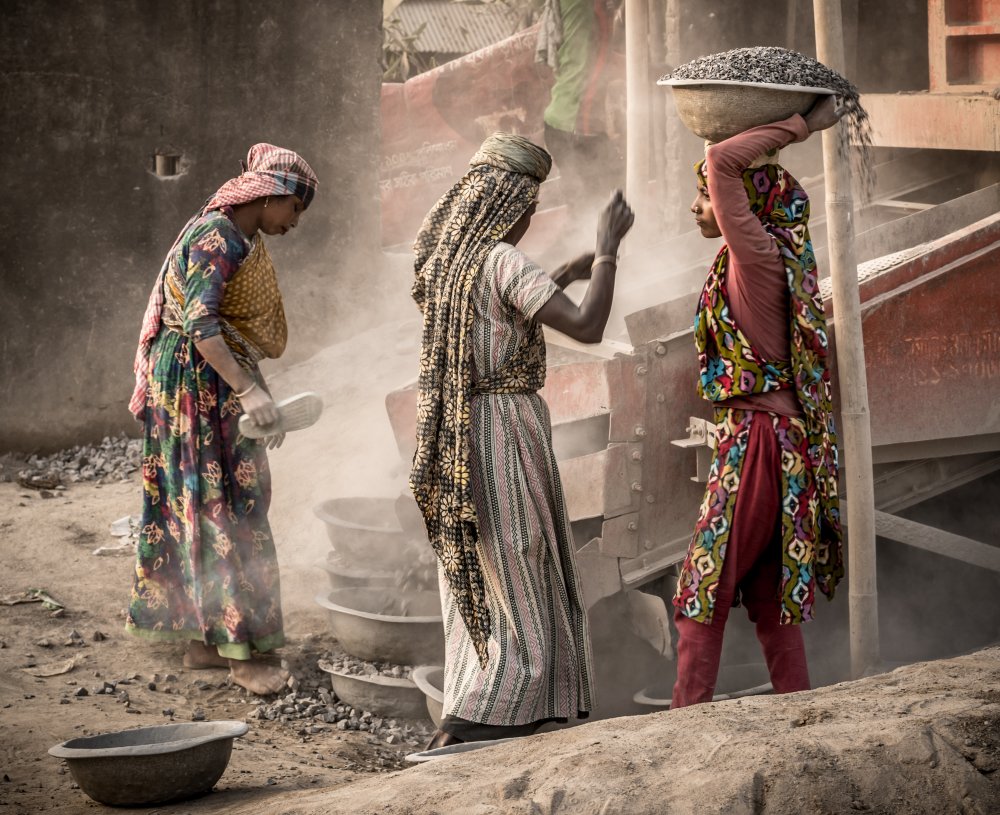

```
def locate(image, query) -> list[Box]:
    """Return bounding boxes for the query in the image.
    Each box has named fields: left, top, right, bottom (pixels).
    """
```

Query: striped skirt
left=439, top=391, right=594, bottom=727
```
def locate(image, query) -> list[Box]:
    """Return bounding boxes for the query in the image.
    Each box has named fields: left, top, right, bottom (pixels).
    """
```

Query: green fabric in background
left=543, top=0, right=595, bottom=133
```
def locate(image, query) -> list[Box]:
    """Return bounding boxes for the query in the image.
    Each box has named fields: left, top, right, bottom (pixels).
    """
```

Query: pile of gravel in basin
left=664, top=46, right=874, bottom=196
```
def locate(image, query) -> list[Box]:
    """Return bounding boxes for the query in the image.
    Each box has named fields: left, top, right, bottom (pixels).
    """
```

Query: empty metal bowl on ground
left=657, top=78, right=835, bottom=143
left=411, top=665, right=445, bottom=727
left=634, top=662, right=773, bottom=709
left=315, top=587, right=444, bottom=665
left=318, top=660, right=428, bottom=719
left=314, top=496, right=415, bottom=565
left=317, top=550, right=398, bottom=592
left=405, top=737, right=519, bottom=763
left=47, top=720, right=248, bottom=807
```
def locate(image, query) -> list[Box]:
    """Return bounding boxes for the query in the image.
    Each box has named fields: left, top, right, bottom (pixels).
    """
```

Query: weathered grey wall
left=0, top=0, right=382, bottom=452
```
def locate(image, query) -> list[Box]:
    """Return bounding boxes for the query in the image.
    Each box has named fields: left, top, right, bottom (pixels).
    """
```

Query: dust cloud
left=126, top=4, right=1000, bottom=713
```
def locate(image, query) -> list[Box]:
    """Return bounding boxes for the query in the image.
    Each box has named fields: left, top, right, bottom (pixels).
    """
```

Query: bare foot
left=183, top=642, right=230, bottom=669
left=228, top=659, right=291, bottom=696
left=424, top=729, right=463, bottom=751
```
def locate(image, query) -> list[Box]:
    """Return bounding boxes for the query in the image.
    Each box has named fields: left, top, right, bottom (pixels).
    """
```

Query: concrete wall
left=0, top=0, right=382, bottom=452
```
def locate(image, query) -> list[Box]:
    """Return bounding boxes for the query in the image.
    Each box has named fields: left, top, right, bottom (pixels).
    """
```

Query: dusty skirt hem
left=123, top=625, right=285, bottom=661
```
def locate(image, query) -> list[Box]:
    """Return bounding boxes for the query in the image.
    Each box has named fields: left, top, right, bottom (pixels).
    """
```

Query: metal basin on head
left=47, top=720, right=247, bottom=807
left=316, top=587, right=445, bottom=665
left=657, top=78, right=834, bottom=143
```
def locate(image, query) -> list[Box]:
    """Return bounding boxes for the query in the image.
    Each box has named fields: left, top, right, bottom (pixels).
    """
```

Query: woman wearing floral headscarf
left=126, top=144, right=318, bottom=695
left=412, top=133, right=633, bottom=748
left=671, top=97, right=846, bottom=707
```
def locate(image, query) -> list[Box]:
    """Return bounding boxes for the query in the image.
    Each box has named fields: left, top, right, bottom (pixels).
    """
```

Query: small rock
left=36, top=639, right=53, bottom=649
left=40, top=490, right=54, bottom=499
left=191, top=708, right=206, bottom=721
left=162, top=708, right=175, bottom=717
left=336, top=720, right=349, bottom=731
left=59, top=698, right=71, bottom=705
left=266, top=778, right=277, bottom=786
left=92, top=631, right=107, bottom=642
left=50, top=609, right=65, bottom=619
left=147, top=682, right=157, bottom=691
left=73, top=687, right=88, bottom=698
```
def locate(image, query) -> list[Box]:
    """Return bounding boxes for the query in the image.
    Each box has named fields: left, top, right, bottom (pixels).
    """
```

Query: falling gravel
left=665, top=46, right=875, bottom=197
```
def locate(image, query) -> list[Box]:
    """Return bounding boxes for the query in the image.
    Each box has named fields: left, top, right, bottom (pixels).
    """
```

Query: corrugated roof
left=390, top=0, right=518, bottom=56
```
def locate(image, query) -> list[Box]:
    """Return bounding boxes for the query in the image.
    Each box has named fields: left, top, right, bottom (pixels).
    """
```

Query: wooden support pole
left=813, top=0, right=880, bottom=679
left=625, top=0, right=652, bottom=235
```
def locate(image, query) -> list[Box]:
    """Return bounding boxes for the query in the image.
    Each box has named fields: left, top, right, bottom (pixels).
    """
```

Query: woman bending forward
left=126, top=144, right=318, bottom=695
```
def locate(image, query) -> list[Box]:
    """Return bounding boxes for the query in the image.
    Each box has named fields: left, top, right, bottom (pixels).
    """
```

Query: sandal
left=238, top=392, right=323, bottom=439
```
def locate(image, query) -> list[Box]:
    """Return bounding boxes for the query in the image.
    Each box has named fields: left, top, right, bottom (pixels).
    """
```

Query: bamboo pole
left=625, top=0, right=651, bottom=234
left=812, top=0, right=880, bottom=679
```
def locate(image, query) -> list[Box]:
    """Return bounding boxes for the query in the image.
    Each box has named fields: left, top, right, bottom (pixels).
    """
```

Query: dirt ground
left=2, top=319, right=999, bottom=814
left=2, top=478, right=997, bottom=815
left=0, top=477, right=428, bottom=815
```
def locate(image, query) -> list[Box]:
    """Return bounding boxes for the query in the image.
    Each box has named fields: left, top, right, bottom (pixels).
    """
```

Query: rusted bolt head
left=645, top=494, right=655, bottom=504
left=627, top=521, right=637, bottom=532
left=631, top=450, right=643, bottom=461
left=631, top=482, right=643, bottom=492
left=655, top=344, right=666, bottom=356
left=635, top=366, right=648, bottom=376
left=634, top=426, right=647, bottom=438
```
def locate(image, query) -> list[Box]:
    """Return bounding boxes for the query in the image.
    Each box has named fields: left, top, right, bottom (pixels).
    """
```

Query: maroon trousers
left=671, top=411, right=810, bottom=708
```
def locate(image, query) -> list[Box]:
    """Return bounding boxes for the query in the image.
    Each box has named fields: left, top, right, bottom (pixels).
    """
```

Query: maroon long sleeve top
left=704, top=114, right=812, bottom=419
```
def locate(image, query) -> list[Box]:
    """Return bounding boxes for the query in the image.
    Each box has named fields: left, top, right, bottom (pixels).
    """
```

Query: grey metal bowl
left=317, top=550, right=398, bottom=591
left=48, top=720, right=248, bottom=807
left=634, top=662, right=773, bottom=709
left=411, top=665, right=445, bottom=727
left=657, top=78, right=835, bottom=143
left=314, top=497, right=413, bottom=565
left=318, top=660, right=428, bottom=719
left=315, top=587, right=444, bottom=665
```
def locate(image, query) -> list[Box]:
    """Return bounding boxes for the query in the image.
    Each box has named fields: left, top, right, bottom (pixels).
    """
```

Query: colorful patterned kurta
left=675, top=159, right=843, bottom=627
left=439, top=242, right=594, bottom=726
left=126, top=209, right=283, bottom=660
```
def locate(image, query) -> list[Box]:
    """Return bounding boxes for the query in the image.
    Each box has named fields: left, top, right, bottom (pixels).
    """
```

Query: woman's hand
left=552, top=252, right=595, bottom=288
left=239, top=383, right=279, bottom=430
left=261, top=432, right=286, bottom=450
left=804, top=95, right=847, bottom=133
left=596, top=190, right=635, bottom=257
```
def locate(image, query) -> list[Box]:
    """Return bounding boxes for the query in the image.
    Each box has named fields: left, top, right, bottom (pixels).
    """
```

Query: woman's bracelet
left=236, top=381, right=258, bottom=399
left=592, top=254, right=617, bottom=271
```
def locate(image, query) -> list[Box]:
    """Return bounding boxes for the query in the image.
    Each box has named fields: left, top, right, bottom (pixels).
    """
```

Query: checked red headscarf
left=128, top=144, right=317, bottom=420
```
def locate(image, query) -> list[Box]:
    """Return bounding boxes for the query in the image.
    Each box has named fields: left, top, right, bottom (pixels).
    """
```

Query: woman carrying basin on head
left=671, top=97, right=847, bottom=707
left=410, top=132, right=634, bottom=749
left=126, top=143, right=318, bottom=695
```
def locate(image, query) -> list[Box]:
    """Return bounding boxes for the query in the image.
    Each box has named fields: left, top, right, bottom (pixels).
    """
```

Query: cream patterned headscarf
left=410, top=133, right=551, bottom=667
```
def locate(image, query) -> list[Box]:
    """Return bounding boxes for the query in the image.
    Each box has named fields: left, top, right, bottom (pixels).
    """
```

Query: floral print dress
left=125, top=209, right=283, bottom=660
